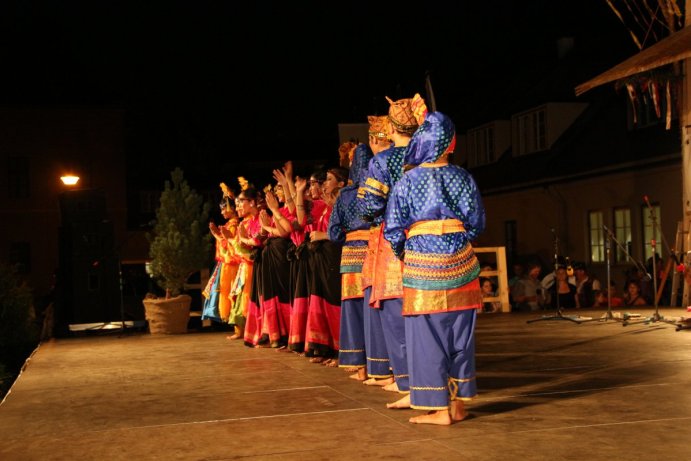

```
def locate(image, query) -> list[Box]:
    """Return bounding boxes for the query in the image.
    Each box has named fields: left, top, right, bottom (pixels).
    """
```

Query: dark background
left=0, top=1, right=639, bottom=185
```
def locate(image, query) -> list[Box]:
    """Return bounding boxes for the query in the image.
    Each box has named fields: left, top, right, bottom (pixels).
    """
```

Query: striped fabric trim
left=364, top=177, right=389, bottom=195
left=340, top=245, right=368, bottom=273
left=403, top=244, right=480, bottom=290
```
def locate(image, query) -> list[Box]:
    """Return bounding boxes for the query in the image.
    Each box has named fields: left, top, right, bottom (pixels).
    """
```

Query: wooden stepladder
left=475, top=246, right=511, bottom=313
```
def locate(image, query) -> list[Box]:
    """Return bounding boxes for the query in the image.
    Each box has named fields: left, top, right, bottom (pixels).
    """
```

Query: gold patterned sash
left=408, top=219, right=465, bottom=238
left=345, top=229, right=370, bottom=242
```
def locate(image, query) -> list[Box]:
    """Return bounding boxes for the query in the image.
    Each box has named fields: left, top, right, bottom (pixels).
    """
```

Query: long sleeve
left=383, top=178, right=411, bottom=259
left=357, top=147, right=405, bottom=225
left=328, top=196, right=346, bottom=244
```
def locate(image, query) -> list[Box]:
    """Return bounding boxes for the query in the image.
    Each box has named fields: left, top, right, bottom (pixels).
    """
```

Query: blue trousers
left=338, top=297, right=366, bottom=368
left=380, top=297, right=409, bottom=391
left=405, top=309, right=477, bottom=410
left=363, top=286, right=391, bottom=378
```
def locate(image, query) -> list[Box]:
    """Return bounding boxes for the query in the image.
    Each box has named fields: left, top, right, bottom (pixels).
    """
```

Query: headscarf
left=348, top=143, right=373, bottom=186
left=403, top=111, right=456, bottom=166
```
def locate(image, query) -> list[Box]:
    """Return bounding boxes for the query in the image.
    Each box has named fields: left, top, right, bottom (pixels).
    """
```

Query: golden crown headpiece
left=386, top=96, right=419, bottom=135
left=367, top=115, right=390, bottom=140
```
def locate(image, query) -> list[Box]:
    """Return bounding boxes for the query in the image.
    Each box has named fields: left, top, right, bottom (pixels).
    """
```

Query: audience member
left=480, top=277, right=501, bottom=313
left=546, top=266, right=576, bottom=309
left=512, top=262, right=544, bottom=311
left=573, top=262, right=601, bottom=308
left=623, top=280, right=648, bottom=306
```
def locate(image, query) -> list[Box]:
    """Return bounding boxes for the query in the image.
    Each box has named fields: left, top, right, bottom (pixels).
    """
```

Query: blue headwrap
left=403, top=112, right=455, bottom=166
left=349, top=143, right=373, bottom=185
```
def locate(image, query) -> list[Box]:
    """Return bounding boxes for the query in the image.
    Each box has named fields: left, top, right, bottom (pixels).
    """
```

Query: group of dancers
left=201, top=94, right=486, bottom=425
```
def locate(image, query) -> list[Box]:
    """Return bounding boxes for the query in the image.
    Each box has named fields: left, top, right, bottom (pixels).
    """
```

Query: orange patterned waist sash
left=408, top=219, right=465, bottom=238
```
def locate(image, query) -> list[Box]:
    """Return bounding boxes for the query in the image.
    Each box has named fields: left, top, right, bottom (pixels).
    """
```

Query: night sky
left=0, top=1, right=638, bottom=185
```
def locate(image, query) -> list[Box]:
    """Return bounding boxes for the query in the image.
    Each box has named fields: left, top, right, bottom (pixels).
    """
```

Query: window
left=588, top=211, right=604, bottom=263
left=613, top=208, right=632, bottom=263
left=468, top=125, right=495, bottom=167
left=641, top=203, right=662, bottom=260
left=8, top=156, right=30, bottom=199
left=514, top=108, right=547, bottom=155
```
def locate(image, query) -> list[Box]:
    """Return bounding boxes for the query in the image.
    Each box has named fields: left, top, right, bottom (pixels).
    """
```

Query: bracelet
left=296, top=204, right=304, bottom=209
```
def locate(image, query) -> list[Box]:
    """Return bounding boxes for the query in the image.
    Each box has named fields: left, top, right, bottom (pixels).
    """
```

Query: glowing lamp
left=60, top=175, right=80, bottom=186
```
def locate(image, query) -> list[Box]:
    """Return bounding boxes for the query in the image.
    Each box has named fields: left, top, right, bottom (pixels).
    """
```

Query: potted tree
left=144, top=167, right=212, bottom=334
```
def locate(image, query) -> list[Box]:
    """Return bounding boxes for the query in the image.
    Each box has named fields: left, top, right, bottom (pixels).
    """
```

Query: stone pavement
left=1, top=307, right=690, bottom=460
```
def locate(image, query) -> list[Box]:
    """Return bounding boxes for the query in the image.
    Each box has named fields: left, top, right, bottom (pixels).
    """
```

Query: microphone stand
left=527, top=228, right=582, bottom=324
left=599, top=225, right=623, bottom=323
left=622, top=202, right=678, bottom=328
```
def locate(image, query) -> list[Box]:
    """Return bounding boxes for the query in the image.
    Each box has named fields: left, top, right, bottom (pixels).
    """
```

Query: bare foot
left=227, top=326, right=243, bottom=340
left=254, top=343, right=270, bottom=349
left=276, top=345, right=292, bottom=353
left=324, top=359, right=339, bottom=368
left=309, top=357, right=325, bottom=364
left=449, top=400, right=469, bottom=422
left=382, top=381, right=399, bottom=393
left=386, top=394, right=410, bottom=409
left=344, top=367, right=358, bottom=373
left=349, top=368, right=367, bottom=381
left=363, top=377, right=394, bottom=387
left=409, top=410, right=452, bottom=425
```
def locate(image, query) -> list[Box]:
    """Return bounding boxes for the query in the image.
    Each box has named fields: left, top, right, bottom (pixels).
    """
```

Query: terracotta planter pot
left=142, top=294, right=192, bottom=334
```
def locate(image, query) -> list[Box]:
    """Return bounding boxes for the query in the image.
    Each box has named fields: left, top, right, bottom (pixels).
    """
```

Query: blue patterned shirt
left=357, top=146, right=406, bottom=226
left=384, top=163, right=486, bottom=289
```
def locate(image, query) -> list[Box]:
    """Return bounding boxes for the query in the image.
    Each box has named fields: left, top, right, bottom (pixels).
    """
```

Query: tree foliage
left=147, top=168, right=212, bottom=297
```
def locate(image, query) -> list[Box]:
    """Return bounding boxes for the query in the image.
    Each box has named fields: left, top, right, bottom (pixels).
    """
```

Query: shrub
left=147, top=168, right=212, bottom=297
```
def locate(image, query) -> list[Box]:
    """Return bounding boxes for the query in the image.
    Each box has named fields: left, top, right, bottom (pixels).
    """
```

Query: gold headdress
left=338, top=141, right=358, bottom=168
left=219, top=182, right=235, bottom=211
left=367, top=115, right=390, bottom=140
left=411, top=93, right=428, bottom=125
left=237, top=176, right=250, bottom=191
left=386, top=96, right=419, bottom=135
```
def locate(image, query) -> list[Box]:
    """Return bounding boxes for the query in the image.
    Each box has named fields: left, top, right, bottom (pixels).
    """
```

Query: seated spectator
left=573, top=261, right=601, bottom=308
left=546, top=266, right=576, bottom=309
left=512, top=262, right=545, bottom=312
left=508, top=262, right=525, bottom=311
left=623, top=280, right=648, bottom=306
left=541, top=257, right=575, bottom=292
left=480, top=277, right=501, bottom=313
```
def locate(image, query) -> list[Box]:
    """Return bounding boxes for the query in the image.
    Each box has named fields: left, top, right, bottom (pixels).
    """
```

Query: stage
left=1, top=307, right=690, bottom=460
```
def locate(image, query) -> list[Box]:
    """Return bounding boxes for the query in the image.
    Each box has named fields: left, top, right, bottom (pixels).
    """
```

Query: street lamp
left=60, top=175, right=80, bottom=186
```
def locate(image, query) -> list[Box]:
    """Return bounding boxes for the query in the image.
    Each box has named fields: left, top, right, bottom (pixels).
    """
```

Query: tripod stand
left=527, top=229, right=582, bottom=324
left=622, top=198, right=679, bottom=328
left=599, top=225, right=624, bottom=323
